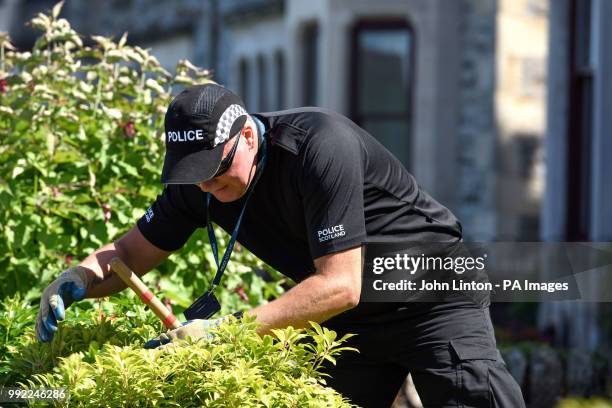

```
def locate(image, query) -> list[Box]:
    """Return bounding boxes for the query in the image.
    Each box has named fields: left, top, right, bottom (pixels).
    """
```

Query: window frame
left=348, top=19, right=416, bottom=167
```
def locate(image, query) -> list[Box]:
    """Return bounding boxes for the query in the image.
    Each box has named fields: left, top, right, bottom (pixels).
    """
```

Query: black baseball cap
left=161, top=83, right=248, bottom=184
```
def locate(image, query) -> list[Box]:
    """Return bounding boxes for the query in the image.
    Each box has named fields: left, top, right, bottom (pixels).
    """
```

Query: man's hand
left=34, top=226, right=170, bottom=343
left=143, top=318, right=223, bottom=349
left=35, top=266, right=92, bottom=342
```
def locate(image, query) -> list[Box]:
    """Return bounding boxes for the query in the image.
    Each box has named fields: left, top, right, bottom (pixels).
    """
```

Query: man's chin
left=212, top=189, right=242, bottom=203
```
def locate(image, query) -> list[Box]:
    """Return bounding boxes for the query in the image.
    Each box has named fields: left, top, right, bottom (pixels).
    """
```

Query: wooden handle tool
left=110, top=257, right=181, bottom=329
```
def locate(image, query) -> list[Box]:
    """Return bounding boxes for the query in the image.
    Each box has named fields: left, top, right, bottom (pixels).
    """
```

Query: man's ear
left=241, top=120, right=257, bottom=149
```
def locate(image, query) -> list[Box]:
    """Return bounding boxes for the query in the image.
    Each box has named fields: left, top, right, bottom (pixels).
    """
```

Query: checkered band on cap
left=214, top=104, right=247, bottom=146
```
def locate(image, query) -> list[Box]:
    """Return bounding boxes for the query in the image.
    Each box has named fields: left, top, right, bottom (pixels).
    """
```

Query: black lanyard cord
left=205, top=117, right=268, bottom=290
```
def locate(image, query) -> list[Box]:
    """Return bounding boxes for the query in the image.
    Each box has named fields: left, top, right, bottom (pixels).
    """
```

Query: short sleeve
left=299, top=128, right=367, bottom=260
left=136, top=184, right=204, bottom=252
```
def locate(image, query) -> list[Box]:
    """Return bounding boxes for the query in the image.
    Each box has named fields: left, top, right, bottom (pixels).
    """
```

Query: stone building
left=0, top=0, right=552, bottom=243
left=1, top=0, right=209, bottom=71
left=215, top=0, right=549, bottom=245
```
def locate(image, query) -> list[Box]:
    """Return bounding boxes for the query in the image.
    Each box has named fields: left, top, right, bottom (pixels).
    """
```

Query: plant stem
left=1, top=43, right=5, bottom=74
left=4, top=302, right=12, bottom=347
left=92, top=51, right=106, bottom=116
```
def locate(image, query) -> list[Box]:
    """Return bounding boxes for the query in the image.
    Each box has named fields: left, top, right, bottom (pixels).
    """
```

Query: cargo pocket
left=450, top=338, right=500, bottom=408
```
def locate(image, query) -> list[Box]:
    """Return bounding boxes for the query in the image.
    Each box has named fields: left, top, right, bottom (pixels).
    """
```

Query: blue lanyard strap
left=205, top=117, right=267, bottom=290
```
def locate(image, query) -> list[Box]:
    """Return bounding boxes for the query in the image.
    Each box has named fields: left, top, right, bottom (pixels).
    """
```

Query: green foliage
left=0, top=292, right=161, bottom=386
left=0, top=5, right=343, bottom=405
left=556, top=398, right=612, bottom=408
left=0, top=294, right=358, bottom=407
left=0, top=2, right=286, bottom=309
left=0, top=294, right=37, bottom=380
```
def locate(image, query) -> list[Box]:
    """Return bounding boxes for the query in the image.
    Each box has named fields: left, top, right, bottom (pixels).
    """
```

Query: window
left=350, top=21, right=414, bottom=169
left=275, top=50, right=285, bottom=109
left=238, top=58, right=249, bottom=108
left=256, top=54, right=268, bottom=111
left=566, top=0, right=594, bottom=240
left=302, top=22, right=319, bottom=106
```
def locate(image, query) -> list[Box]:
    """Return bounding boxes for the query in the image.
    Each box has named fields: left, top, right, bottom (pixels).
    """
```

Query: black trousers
left=323, top=303, right=525, bottom=408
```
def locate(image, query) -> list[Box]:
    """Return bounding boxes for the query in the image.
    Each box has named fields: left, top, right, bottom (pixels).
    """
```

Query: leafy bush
left=0, top=2, right=286, bottom=310
left=0, top=5, right=356, bottom=406
left=556, top=398, right=612, bottom=408
left=0, top=294, right=358, bottom=407
left=0, top=293, right=161, bottom=386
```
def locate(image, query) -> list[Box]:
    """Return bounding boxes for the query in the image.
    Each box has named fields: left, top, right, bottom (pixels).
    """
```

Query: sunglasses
left=213, top=133, right=241, bottom=178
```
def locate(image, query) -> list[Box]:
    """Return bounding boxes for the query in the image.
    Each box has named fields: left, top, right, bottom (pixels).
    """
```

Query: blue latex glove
left=143, top=318, right=223, bottom=349
left=35, top=266, right=91, bottom=342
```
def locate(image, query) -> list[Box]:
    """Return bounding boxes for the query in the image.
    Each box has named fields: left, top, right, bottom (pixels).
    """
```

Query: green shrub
left=0, top=293, right=160, bottom=386
left=0, top=294, right=358, bottom=407
left=556, top=398, right=612, bottom=408
left=0, top=2, right=286, bottom=310
left=0, top=4, right=356, bottom=406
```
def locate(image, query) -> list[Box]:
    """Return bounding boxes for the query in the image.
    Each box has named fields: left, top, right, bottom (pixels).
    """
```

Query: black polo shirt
left=137, top=108, right=462, bottom=321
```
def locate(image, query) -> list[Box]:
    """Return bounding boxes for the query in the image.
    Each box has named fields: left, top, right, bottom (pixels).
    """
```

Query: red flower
left=65, top=254, right=74, bottom=265
left=123, top=121, right=136, bottom=138
left=102, top=203, right=111, bottom=222
left=0, top=78, right=7, bottom=94
left=235, top=286, right=249, bottom=303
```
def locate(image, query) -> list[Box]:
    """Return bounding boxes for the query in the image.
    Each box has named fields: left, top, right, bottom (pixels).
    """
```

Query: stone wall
left=456, top=0, right=498, bottom=241
left=6, top=0, right=209, bottom=69
left=502, top=344, right=611, bottom=407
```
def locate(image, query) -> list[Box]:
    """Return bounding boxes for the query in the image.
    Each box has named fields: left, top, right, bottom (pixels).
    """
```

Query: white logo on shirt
left=317, top=224, right=345, bottom=242
left=145, top=208, right=154, bottom=223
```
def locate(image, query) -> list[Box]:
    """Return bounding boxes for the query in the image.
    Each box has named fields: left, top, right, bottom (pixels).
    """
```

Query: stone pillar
left=538, top=0, right=569, bottom=348
left=0, top=0, right=19, bottom=33
left=591, top=0, right=612, bottom=242
left=540, top=0, right=570, bottom=242
left=456, top=0, right=498, bottom=241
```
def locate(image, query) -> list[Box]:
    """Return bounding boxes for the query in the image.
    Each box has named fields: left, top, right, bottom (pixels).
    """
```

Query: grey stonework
left=455, top=0, right=498, bottom=241
left=9, top=1, right=203, bottom=54
left=541, top=0, right=570, bottom=243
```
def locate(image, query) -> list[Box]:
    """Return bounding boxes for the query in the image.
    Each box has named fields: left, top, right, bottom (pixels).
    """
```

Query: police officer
left=35, top=83, right=525, bottom=407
